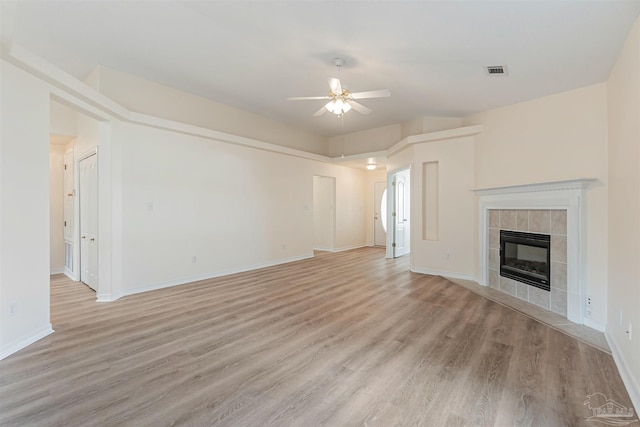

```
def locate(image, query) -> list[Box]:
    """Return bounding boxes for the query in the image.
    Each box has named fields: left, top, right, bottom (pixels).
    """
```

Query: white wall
left=117, top=121, right=367, bottom=294
left=328, top=124, right=401, bottom=157
left=0, top=60, right=53, bottom=358
left=401, top=116, right=463, bottom=139
left=463, top=84, right=609, bottom=327
left=313, top=175, right=335, bottom=250
left=410, top=136, right=476, bottom=278
left=606, top=15, right=640, bottom=408
left=49, top=101, right=78, bottom=137
left=49, top=143, right=66, bottom=273
left=94, top=66, right=329, bottom=156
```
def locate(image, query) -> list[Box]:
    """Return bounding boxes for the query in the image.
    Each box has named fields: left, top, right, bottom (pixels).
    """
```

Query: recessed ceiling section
left=6, top=1, right=640, bottom=137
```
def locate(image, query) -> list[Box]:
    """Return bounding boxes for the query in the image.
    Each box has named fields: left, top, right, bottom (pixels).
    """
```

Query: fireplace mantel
left=474, top=178, right=598, bottom=327
left=473, top=178, right=597, bottom=196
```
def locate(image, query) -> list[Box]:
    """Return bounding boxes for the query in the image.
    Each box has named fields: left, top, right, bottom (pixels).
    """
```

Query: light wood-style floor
left=0, top=248, right=634, bottom=426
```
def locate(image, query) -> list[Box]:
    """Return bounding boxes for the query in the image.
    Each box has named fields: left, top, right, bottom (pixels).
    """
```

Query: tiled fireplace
left=474, top=179, right=595, bottom=325
left=487, top=209, right=567, bottom=317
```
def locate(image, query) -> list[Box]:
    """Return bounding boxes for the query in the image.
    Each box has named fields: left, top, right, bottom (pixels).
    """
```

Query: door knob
left=90, top=238, right=95, bottom=242
left=81, top=235, right=86, bottom=239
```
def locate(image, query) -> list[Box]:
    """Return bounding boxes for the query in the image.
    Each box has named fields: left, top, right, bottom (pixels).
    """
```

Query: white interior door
left=63, top=148, right=74, bottom=273
left=79, top=153, right=98, bottom=290
left=374, top=181, right=387, bottom=246
left=392, top=168, right=411, bottom=258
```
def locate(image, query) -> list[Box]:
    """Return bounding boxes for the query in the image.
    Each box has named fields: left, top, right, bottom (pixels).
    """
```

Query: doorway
left=313, top=176, right=336, bottom=251
left=388, top=167, right=411, bottom=258
left=79, top=152, right=98, bottom=290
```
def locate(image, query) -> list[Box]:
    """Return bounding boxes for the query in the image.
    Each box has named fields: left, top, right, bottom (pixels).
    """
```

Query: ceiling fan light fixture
left=326, top=98, right=352, bottom=115
left=325, top=100, right=336, bottom=113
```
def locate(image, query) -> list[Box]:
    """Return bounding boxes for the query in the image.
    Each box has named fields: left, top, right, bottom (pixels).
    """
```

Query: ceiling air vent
left=486, top=65, right=508, bottom=76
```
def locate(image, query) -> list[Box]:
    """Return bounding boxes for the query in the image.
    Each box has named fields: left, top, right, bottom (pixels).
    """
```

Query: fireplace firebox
left=500, top=230, right=551, bottom=291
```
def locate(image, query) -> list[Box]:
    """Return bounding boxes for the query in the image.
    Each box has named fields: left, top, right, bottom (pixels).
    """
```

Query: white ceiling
left=6, top=0, right=640, bottom=137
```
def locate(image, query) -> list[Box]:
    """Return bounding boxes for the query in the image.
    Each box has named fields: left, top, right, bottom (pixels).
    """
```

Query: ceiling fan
left=288, top=58, right=390, bottom=116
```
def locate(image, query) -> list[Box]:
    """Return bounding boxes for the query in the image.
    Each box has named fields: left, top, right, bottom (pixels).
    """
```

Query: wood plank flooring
left=0, top=248, right=635, bottom=426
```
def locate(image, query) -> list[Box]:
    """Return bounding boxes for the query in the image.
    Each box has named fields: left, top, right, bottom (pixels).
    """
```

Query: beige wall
left=607, top=15, right=640, bottom=405
left=463, top=84, right=609, bottom=326
left=95, top=66, right=329, bottom=156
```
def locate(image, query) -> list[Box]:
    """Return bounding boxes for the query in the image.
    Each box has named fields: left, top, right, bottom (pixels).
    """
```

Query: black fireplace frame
left=500, top=230, right=551, bottom=291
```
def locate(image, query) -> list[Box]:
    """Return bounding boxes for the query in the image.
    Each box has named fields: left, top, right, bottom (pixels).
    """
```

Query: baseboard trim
left=96, top=292, right=123, bottom=302
left=411, top=266, right=475, bottom=282
left=64, top=269, right=77, bottom=281
left=122, top=253, right=315, bottom=297
left=0, top=324, right=54, bottom=361
left=314, top=244, right=367, bottom=253
left=50, top=267, right=65, bottom=275
left=605, top=331, right=640, bottom=413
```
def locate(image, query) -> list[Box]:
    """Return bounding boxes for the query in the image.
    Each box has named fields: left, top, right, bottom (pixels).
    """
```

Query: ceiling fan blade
left=349, top=100, right=372, bottom=115
left=287, top=96, right=331, bottom=101
left=329, top=78, right=342, bottom=95
left=349, top=89, right=391, bottom=99
left=313, top=105, right=328, bottom=116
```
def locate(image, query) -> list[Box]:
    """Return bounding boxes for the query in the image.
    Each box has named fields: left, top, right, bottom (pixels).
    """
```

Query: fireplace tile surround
left=488, top=209, right=567, bottom=316
left=474, top=179, right=595, bottom=326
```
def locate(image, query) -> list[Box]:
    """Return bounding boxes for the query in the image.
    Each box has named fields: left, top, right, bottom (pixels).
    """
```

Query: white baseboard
left=314, top=244, right=367, bottom=253
left=96, top=292, right=123, bottom=302
left=606, top=331, right=640, bottom=413
left=584, top=317, right=606, bottom=333
left=0, top=324, right=54, bottom=361
left=64, top=268, right=77, bottom=281
left=411, top=266, right=476, bottom=282
left=122, top=253, right=315, bottom=297
left=50, top=267, right=65, bottom=275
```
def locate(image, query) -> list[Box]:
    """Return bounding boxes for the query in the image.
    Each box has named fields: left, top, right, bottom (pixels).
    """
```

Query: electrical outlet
left=191, top=256, right=197, bottom=263
left=627, top=323, right=632, bottom=341
left=445, top=252, right=451, bottom=260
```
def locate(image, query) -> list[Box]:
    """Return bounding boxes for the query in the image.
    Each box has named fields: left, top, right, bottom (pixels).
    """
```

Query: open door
left=388, top=168, right=410, bottom=258
left=79, top=153, right=98, bottom=290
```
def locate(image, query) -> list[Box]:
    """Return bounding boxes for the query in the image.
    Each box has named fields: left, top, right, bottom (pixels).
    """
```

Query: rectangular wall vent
left=486, top=65, right=508, bottom=76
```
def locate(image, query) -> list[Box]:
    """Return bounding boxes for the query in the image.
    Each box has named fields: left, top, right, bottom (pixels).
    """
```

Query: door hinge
left=392, top=243, right=396, bottom=248
left=64, top=221, right=67, bottom=227
left=392, top=212, right=396, bottom=217
left=64, top=164, right=67, bottom=170
left=392, top=181, right=396, bottom=186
